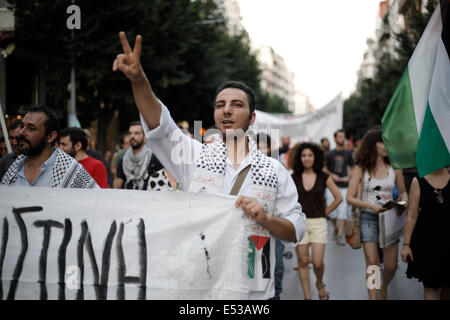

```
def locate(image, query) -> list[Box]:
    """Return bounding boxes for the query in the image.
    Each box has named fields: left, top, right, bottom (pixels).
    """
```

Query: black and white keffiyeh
left=1, top=148, right=98, bottom=189
left=196, top=136, right=279, bottom=189
left=122, top=144, right=152, bottom=190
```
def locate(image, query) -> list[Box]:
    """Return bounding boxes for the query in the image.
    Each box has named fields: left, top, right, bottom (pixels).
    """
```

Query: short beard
left=67, top=146, right=77, bottom=158
left=20, top=136, right=47, bottom=157
left=131, top=140, right=144, bottom=150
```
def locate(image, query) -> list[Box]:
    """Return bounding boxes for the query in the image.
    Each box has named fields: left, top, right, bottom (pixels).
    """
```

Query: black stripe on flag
left=441, top=0, right=450, bottom=59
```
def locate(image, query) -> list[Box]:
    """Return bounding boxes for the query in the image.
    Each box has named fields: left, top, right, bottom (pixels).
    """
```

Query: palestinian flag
left=382, top=0, right=450, bottom=177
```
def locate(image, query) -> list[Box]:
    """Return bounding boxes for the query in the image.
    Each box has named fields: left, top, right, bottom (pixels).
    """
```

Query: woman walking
left=401, top=167, right=450, bottom=300
left=292, top=142, right=342, bottom=300
left=347, top=128, right=408, bottom=300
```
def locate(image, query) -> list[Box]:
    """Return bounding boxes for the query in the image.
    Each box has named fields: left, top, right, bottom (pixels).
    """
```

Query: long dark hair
left=293, top=142, right=324, bottom=175
left=355, top=128, right=390, bottom=172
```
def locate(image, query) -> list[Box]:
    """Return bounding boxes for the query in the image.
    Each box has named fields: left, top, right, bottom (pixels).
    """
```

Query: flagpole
left=0, top=101, right=12, bottom=153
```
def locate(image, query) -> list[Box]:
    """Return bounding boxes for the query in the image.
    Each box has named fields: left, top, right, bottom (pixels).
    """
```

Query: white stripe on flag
left=408, top=5, right=442, bottom=136
left=429, top=39, right=450, bottom=153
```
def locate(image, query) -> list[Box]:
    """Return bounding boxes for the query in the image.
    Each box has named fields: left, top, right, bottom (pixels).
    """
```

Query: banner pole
left=0, top=101, right=12, bottom=153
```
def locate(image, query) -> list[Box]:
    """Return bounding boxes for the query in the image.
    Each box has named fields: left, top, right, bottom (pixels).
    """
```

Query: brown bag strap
left=230, top=164, right=251, bottom=196
left=358, top=169, right=365, bottom=201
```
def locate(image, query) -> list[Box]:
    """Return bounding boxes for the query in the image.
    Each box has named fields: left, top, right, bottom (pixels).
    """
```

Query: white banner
left=251, top=93, right=343, bottom=148
left=0, top=186, right=249, bottom=300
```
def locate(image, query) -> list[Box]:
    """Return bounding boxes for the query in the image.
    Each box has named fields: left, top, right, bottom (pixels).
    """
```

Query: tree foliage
left=343, top=0, right=438, bottom=139
left=257, top=92, right=290, bottom=114
left=8, top=0, right=288, bottom=151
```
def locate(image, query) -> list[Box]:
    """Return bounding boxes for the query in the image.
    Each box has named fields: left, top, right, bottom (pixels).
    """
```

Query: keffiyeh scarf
left=122, top=144, right=152, bottom=190
left=194, top=136, right=279, bottom=191
left=1, top=148, right=98, bottom=189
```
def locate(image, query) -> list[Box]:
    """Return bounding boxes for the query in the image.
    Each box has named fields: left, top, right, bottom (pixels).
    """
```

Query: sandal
left=316, top=281, right=330, bottom=300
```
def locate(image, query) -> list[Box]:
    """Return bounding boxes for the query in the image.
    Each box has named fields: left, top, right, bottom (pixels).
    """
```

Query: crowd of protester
left=0, top=90, right=448, bottom=301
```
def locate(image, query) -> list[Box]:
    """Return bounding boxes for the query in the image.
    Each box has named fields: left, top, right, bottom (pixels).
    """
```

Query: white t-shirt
left=140, top=101, right=306, bottom=299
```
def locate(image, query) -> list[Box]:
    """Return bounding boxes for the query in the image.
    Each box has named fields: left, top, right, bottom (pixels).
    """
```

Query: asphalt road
left=279, top=219, right=423, bottom=300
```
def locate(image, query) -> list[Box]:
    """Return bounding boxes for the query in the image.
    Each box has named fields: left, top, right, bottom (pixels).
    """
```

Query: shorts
left=360, top=210, right=379, bottom=243
left=326, top=188, right=349, bottom=220
left=298, top=218, right=328, bottom=245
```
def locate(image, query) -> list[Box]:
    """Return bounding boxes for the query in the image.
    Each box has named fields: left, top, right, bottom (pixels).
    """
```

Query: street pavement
left=280, top=219, right=423, bottom=300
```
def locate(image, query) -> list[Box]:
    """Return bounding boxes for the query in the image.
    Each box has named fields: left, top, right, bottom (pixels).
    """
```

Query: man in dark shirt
left=0, top=119, right=23, bottom=181
left=278, top=134, right=290, bottom=156
left=324, top=129, right=355, bottom=245
left=0, top=137, right=7, bottom=158
left=114, top=121, right=162, bottom=190
left=320, top=137, right=330, bottom=154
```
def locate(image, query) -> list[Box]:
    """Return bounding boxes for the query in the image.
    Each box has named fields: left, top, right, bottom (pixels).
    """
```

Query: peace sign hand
left=113, top=31, right=145, bottom=83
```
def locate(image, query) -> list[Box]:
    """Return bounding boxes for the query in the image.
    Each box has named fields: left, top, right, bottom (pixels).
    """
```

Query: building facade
left=293, top=90, right=314, bottom=115
left=217, top=0, right=301, bottom=113
left=0, top=0, right=14, bottom=115
left=215, top=0, right=245, bottom=36
left=358, top=0, right=430, bottom=82
left=250, top=42, right=297, bottom=112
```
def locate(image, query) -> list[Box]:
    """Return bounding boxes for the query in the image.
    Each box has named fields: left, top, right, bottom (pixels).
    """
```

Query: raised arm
left=112, top=32, right=161, bottom=129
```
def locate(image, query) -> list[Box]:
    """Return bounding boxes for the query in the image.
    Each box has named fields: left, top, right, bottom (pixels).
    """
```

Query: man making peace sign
left=113, top=32, right=305, bottom=300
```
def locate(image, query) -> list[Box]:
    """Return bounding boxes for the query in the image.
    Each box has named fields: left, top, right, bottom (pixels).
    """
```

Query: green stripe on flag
left=382, top=68, right=419, bottom=170
left=416, top=102, right=450, bottom=177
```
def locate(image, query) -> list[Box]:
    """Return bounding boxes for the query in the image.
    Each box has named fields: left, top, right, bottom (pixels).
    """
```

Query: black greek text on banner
left=0, top=186, right=249, bottom=300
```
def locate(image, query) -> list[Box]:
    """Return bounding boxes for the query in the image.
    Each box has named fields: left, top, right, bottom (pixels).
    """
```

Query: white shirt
left=140, top=101, right=306, bottom=299
left=362, top=166, right=396, bottom=212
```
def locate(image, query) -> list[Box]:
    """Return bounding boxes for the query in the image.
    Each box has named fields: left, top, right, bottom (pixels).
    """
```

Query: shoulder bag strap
left=359, top=169, right=365, bottom=201
left=230, top=164, right=251, bottom=196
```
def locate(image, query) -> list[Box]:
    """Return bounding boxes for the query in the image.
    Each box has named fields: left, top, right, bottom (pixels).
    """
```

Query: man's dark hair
left=0, top=136, right=4, bottom=143
left=293, top=142, right=325, bottom=175
left=60, top=127, right=88, bottom=151
left=256, top=132, right=271, bottom=146
left=213, top=81, right=256, bottom=114
left=320, top=137, right=328, bottom=143
left=334, top=129, right=345, bottom=138
left=129, top=121, right=142, bottom=127
left=9, top=119, right=23, bottom=131
left=27, top=105, right=60, bottom=142
left=129, top=121, right=144, bottom=136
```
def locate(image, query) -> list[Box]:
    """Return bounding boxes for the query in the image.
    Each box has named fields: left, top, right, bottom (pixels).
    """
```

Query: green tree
left=9, top=0, right=280, bottom=152
left=257, top=92, right=290, bottom=113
